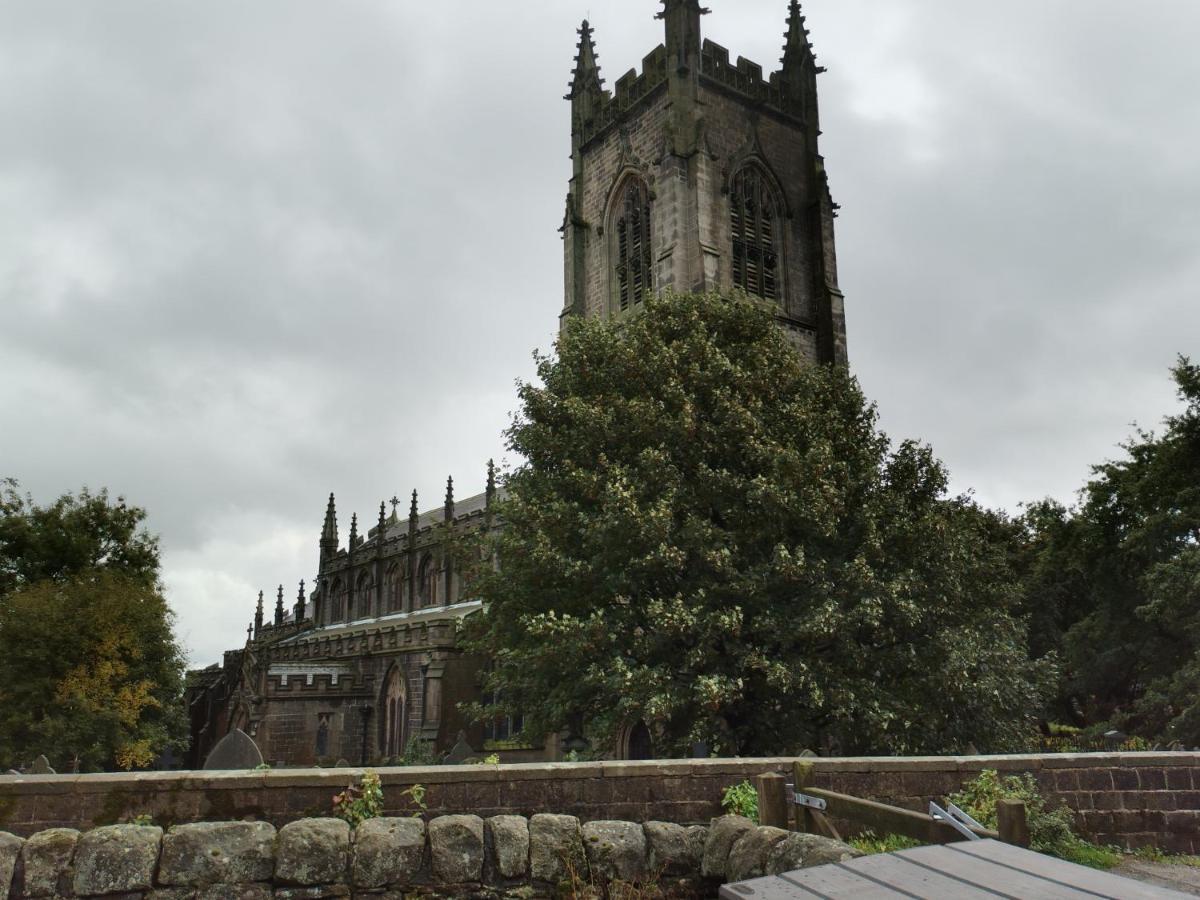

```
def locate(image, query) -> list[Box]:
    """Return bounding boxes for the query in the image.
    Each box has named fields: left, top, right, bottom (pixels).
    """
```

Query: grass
left=849, top=830, right=922, bottom=855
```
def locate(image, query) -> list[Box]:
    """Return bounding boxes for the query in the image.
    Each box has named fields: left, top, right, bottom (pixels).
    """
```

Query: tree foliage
left=0, top=480, right=159, bottom=594
left=466, top=291, right=1053, bottom=757
left=1020, top=358, right=1200, bottom=742
left=0, top=482, right=187, bottom=771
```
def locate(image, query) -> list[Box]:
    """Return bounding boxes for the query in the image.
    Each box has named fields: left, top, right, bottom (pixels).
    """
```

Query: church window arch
left=417, top=554, right=438, bottom=608
left=730, top=165, right=782, bottom=302
left=610, top=175, right=653, bottom=314
left=385, top=564, right=402, bottom=614
left=355, top=572, right=373, bottom=620
left=381, top=666, right=407, bottom=759
left=328, top=578, right=346, bottom=624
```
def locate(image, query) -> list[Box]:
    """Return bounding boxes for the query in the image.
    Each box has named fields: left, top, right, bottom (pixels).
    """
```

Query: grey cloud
left=2, top=0, right=1197, bottom=662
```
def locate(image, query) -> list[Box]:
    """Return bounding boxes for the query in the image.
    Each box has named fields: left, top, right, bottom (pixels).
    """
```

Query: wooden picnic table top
left=720, top=839, right=1195, bottom=900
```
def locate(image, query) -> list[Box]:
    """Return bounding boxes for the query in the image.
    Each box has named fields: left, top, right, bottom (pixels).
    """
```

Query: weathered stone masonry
left=2, top=755, right=1198, bottom=855
left=0, top=814, right=860, bottom=899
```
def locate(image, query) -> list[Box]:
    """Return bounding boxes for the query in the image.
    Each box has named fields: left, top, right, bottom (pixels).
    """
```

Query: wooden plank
left=840, top=852, right=1006, bottom=898
left=778, top=865, right=916, bottom=899
left=719, top=875, right=820, bottom=899
left=950, top=840, right=1196, bottom=900
left=802, top=787, right=998, bottom=844
left=894, top=844, right=1101, bottom=899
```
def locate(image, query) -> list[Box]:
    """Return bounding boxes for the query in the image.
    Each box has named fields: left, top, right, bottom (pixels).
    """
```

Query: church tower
left=562, top=0, right=847, bottom=365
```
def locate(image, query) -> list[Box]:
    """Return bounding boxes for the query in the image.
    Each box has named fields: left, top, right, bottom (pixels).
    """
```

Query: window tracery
left=614, top=177, right=652, bottom=312
left=730, top=166, right=781, bottom=301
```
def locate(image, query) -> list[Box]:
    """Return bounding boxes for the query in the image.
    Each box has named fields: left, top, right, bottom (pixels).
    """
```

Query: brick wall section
left=1, top=754, right=1196, bottom=852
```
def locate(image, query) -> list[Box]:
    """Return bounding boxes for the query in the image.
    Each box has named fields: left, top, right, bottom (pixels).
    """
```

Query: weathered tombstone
left=443, top=731, right=476, bottom=765
left=30, top=755, right=56, bottom=775
left=203, top=729, right=264, bottom=770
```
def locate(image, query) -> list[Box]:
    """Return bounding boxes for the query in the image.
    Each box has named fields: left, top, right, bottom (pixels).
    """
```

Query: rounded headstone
left=202, top=729, right=264, bottom=771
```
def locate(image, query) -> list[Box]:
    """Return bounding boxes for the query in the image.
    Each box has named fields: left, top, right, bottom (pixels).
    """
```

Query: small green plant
left=332, top=770, right=384, bottom=827
left=130, top=814, right=154, bottom=827
left=721, top=780, right=759, bottom=823
left=399, top=735, right=440, bottom=767
left=398, top=783, right=427, bottom=818
left=949, top=770, right=1122, bottom=869
left=850, top=830, right=922, bottom=855
left=481, top=753, right=501, bottom=765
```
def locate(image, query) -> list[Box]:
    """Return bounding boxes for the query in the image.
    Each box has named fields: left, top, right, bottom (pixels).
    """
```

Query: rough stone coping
left=0, top=753, right=1195, bottom=790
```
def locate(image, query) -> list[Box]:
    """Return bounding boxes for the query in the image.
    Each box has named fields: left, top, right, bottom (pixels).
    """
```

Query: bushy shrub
left=721, top=780, right=759, bottom=823
left=949, top=769, right=1120, bottom=868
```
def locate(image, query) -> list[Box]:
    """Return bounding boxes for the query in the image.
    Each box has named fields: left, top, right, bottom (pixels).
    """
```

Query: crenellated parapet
left=574, top=46, right=670, bottom=148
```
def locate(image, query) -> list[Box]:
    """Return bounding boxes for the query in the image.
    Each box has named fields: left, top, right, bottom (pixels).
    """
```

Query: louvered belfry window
left=731, top=167, right=780, bottom=301
left=615, top=178, right=652, bottom=312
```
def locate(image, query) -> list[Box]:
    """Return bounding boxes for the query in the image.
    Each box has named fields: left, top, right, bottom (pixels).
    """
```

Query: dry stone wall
left=0, top=815, right=858, bottom=899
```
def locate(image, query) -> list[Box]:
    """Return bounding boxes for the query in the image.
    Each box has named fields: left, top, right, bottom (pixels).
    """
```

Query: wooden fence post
left=756, top=773, right=788, bottom=829
left=998, top=800, right=1030, bottom=847
left=792, top=760, right=815, bottom=833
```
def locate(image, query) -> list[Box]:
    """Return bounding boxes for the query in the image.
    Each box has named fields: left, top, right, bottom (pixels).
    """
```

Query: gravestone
left=203, top=729, right=264, bottom=770
left=30, top=755, right=56, bottom=774
left=444, top=731, right=476, bottom=765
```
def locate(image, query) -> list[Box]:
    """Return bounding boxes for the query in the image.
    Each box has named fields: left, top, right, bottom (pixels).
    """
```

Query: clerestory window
left=730, top=167, right=781, bottom=301
left=614, top=178, right=652, bottom=312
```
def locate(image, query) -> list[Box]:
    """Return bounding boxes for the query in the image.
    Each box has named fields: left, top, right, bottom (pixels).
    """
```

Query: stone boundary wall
left=1, top=754, right=1196, bottom=853
left=0, top=814, right=858, bottom=899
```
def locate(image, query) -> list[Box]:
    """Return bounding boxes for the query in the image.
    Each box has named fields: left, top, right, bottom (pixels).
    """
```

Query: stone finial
left=348, top=513, right=359, bottom=551
left=567, top=19, right=605, bottom=100
left=254, top=591, right=264, bottom=636
left=486, top=459, right=497, bottom=508
left=320, top=493, right=338, bottom=562
left=296, top=580, right=306, bottom=621
left=409, top=489, right=419, bottom=522
left=656, top=0, right=709, bottom=64
left=275, top=585, right=285, bottom=626
left=444, top=476, right=455, bottom=522
left=782, top=0, right=823, bottom=74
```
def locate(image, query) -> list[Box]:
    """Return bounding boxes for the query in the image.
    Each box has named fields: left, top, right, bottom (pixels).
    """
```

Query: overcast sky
left=2, top=0, right=1198, bottom=666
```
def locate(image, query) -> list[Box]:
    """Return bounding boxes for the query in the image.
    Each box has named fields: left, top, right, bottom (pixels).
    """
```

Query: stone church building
left=186, top=0, right=847, bottom=768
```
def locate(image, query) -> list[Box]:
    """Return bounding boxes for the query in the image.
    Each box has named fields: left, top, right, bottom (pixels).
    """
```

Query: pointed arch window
left=355, top=572, right=373, bottom=620
left=328, top=579, right=346, bottom=624
left=418, top=554, right=438, bottom=608
left=614, top=177, right=652, bottom=312
left=385, top=564, right=402, bottom=614
left=382, top=667, right=406, bottom=759
left=730, top=166, right=781, bottom=301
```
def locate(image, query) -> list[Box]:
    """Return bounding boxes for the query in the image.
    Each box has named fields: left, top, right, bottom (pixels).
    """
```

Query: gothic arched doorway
left=382, top=667, right=407, bottom=759
left=623, top=719, right=654, bottom=760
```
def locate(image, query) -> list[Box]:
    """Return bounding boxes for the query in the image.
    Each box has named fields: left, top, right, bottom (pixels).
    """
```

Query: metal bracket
left=929, top=801, right=983, bottom=841
left=784, top=783, right=828, bottom=812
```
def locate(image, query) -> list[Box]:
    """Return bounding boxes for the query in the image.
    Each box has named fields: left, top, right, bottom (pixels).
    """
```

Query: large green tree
left=467, top=291, right=1053, bottom=757
left=0, top=482, right=187, bottom=771
left=1020, top=358, right=1200, bottom=742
